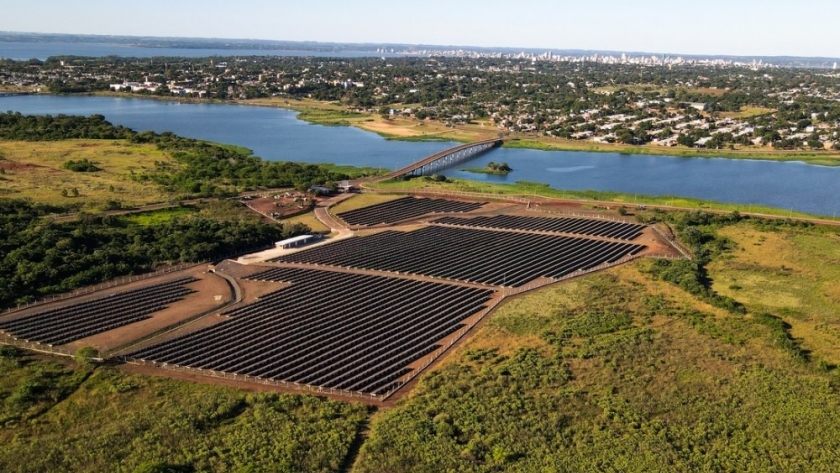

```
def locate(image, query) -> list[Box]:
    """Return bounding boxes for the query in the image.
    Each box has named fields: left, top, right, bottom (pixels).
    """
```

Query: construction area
left=0, top=191, right=684, bottom=403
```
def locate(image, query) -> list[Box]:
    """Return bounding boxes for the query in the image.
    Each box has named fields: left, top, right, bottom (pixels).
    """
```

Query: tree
left=677, top=134, right=695, bottom=147
left=74, top=346, right=99, bottom=366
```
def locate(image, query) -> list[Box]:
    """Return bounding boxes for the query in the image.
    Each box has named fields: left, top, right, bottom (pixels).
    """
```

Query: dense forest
left=0, top=199, right=302, bottom=308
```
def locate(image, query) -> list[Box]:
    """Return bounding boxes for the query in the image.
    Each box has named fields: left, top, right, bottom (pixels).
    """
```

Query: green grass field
left=0, top=140, right=178, bottom=209
left=281, top=211, right=331, bottom=233
left=121, top=206, right=198, bottom=226
left=709, top=222, right=840, bottom=365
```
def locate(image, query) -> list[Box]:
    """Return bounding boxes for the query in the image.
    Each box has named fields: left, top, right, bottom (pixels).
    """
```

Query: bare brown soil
left=0, top=159, right=44, bottom=172
left=244, top=192, right=321, bottom=219
left=0, top=266, right=231, bottom=354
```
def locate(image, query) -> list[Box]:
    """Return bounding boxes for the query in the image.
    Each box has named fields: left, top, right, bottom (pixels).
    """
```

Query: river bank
left=368, top=177, right=834, bottom=221
left=81, top=92, right=840, bottom=166
left=4, top=94, right=839, bottom=216
left=236, top=97, right=840, bottom=166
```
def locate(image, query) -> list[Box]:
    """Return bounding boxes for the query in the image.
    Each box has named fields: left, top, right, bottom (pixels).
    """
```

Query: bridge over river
left=372, top=138, right=503, bottom=182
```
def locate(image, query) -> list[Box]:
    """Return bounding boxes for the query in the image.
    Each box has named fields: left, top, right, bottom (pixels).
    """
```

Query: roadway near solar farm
left=0, top=194, right=683, bottom=403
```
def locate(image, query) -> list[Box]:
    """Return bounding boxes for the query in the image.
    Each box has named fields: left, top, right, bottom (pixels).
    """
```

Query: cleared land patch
left=0, top=139, right=176, bottom=208
left=0, top=277, right=198, bottom=346
left=709, top=223, right=840, bottom=365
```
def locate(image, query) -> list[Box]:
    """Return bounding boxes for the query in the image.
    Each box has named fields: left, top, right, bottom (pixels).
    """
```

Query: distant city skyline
left=1, top=0, right=838, bottom=58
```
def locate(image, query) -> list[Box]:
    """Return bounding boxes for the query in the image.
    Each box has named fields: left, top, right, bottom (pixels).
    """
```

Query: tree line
left=0, top=199, right=301, bottom=308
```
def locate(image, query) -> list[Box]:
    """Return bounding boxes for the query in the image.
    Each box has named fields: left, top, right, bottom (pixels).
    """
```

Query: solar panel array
left=273, top=226, right=646, bottom=287
left=433, top=215, right=646, bottom=240
left=127, top=268, right=494, bottom=395
left=0, top=277, right=198, bottom=346
left=337, top=197, right=485, bottom=226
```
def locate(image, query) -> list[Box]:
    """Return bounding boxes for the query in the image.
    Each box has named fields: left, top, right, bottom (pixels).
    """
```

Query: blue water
left=0, top=41, right=405, bottom=61
left=2, top=95, right=839, bottom=216
left=0, top=95, right=456, bottom=169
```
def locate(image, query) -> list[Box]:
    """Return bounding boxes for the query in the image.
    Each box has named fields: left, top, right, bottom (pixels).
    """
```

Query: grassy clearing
left=282, top=211, right=330, bottom=233
left=369, top=177, right=821, bottom=219
left=121, top=206, right=198, bottom=226
left=709, top=222, right=840, bottom=365
left=0, top=139, right=177, bottom=209
left=719, top=106, right=776, bottom=119
left=329, top=193, right=404, bottom=214
left=0, top=347, right=369, bottom=473
left=295, top=109, right=368, bottom=126
left=318, top=163, right=387, bottom=179
left=356, top=263, right=840, bottom=472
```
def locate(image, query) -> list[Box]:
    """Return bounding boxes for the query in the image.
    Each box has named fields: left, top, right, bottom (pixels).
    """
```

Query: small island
left=461, top=161, right=513, bottom=175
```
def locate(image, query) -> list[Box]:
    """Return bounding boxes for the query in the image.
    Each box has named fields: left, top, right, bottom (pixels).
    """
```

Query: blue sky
left=1, top=0, right=838, bottom=57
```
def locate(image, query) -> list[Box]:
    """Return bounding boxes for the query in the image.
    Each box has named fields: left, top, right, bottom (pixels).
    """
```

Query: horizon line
left=2, top=30, right=840, bottom=62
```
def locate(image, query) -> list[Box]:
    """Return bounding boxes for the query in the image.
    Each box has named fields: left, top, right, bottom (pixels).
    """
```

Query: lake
left=1, top=94, right=838, bottom=216
left=0, top=41, right=406, bottom=61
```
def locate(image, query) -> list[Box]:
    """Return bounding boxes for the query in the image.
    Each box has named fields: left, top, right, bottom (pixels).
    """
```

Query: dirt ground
left=0, top=159, right=45, bottom=172
left=243, top=192, right=321, bottom=219
left=114, top=262, right=290, bottom=355
left=0, top=266, right=232, bottom=354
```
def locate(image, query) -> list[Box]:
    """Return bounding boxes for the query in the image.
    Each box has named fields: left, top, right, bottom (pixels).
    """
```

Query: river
left=1, top=95, right=838, bottom=216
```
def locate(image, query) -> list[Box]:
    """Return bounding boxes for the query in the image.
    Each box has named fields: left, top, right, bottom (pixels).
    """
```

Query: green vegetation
left=640, top=209, right=746, bottom=314
left=0, top=138, right=177, bottom=209
left=356, top=262, right=840, bottom=472
left=5, top=109, right=840, bottom=471
left=0, top=199, right=297, bottom=308
left=296, top=108, right=367, bottom=126
left=281, top=211, right=331, bottom=234
left=61, top=158, right=101, bottom=172
left=318, top=163, right=388, bottom=179
left=0, top=113, right=133, bottom=140
left=708, top=221, right=840, bottom=366
left=0, top=346, right=368, bottom=473
left=0, top=113, right=359, bottom=198
left=461, top=161, right=512, bottom=175
left=121, top=206, right=199, bottom=226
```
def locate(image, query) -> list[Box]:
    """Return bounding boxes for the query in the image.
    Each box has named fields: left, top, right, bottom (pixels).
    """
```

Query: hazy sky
left=1, top=0, right=838, bottom=57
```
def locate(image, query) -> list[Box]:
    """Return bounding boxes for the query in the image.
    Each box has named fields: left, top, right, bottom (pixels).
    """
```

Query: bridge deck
left=377, top=138, right=502, bottom=181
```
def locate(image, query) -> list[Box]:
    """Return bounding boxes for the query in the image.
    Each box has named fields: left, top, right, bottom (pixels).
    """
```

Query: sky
left=1, top=0, right=838, bottom=58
